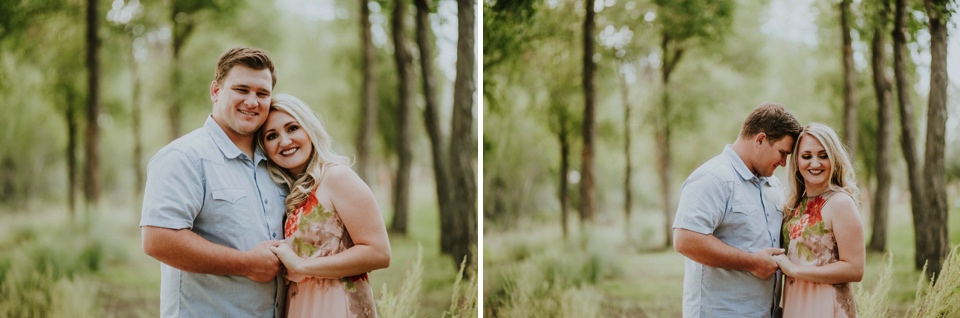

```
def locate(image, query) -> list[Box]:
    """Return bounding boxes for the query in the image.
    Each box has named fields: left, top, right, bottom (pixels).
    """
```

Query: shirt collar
left=723, top=145, right=759, bottom=181
left=204, top=115, right=266, bottom=163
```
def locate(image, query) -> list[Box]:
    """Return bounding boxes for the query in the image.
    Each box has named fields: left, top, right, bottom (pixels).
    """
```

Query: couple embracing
left=674, top=103, right=865, bottom=318
left=140, top=47, right=390, bottom=317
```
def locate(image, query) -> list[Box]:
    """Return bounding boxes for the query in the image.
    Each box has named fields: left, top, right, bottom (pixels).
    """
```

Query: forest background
left=0, top=0, right=478, bottom=317
left=483, top=0, right=960, bottom=316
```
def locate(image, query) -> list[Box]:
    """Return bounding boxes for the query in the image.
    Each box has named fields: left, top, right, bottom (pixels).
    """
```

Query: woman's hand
left=772, top=254, right=796, bottom=276
left=268, top=243, right=303, bottom=273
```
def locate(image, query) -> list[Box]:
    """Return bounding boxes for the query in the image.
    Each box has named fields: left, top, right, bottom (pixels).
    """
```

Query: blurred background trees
left=0, top=0, right=477, bottom=270
left=483, top=0, right=959, bottom=282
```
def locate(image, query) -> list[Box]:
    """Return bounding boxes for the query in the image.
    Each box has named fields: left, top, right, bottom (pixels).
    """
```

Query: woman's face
left=795, top=134, right=831, bottom=192
left=262, top=110, right=312, bottom=175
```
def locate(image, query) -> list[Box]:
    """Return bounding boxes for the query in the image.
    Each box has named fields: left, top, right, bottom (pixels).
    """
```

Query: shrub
left=379, top=244, right=424, bottom=318
left=910, top=245, right=960, bottom=317
left=856, top=253, right=893, bottom=318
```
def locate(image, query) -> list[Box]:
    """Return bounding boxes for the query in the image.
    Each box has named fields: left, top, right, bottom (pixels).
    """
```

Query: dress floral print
left=781, top=192, right=857, bottom=318
left=282, top=185, right=376, bottom=318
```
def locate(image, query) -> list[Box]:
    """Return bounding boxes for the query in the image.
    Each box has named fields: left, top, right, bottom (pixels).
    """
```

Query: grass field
left=0, top=190, right=472, bottom=317
left=483, top=189, right=960, bottom=317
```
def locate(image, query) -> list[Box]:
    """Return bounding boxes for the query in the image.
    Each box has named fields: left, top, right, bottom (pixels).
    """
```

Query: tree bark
left=659, top=35, right=682, bottom=247
left=356, top=0, right=378, bottom=183
left=65, top=91, right=79, bottom=217
left=580, top=0, right=597, bottom=223
left=169, top=1, right=194, bottom=141
left=892, top=0, right=927, bottom=271
left=839, top=0, right=858, bottom=160
left=84, top=0, right=101, bottom=206
left=920, top=0, right=949, bottom=280
left=132, top=39, right=144, bottom=196
left=448, top=0, right=477, bottom=268
left=558, top=119, right=570, bottom=238
left=390, top=0, right=416, bottom=235
left=868, top=13, right=893, bottom=252
left=414, top=0, right=455, bottom=253
left=618, top=64, right=633, bottom=235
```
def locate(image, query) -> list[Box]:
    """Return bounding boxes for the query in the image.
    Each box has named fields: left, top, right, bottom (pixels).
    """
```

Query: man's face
left=754, top=135, right=795, bottom=177
left=210, top=65, right=273, bottom=139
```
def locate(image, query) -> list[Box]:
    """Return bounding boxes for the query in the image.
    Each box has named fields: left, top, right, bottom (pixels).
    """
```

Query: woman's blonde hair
left=784, top=122, right=859, bottom=218
left=256, top=94, right=350, bottom=213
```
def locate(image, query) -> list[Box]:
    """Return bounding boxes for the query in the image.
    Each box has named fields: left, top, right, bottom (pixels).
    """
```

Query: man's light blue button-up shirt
left=141, top=116, right=287, bottom=317
left=673, top=145, right=784, bottom=318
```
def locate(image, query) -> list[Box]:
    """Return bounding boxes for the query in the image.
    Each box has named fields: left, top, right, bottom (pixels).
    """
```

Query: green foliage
left=485, top=226, right=622, bottom=317
left=0, top=222, right=107, bottom=317
left=653, top=0, right=734, bottom=46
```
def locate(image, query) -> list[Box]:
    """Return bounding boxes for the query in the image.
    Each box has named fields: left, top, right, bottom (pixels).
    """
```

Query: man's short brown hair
left=739, top=102, right=802, bottom=142
left=214, top=47, right=276, bottom=88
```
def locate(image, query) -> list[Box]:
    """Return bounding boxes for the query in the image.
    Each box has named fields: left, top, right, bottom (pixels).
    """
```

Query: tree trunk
left=892, top=0, right=927, bottom=271
left=414, top=0, right=455, bottom=254
left=618, top=64, right=633, bottom=236
left=448, top=0, right=477, bottom=268
left=659, top=35, right=682, bottom=247
left=558, top=113, right=571, bottom=238
left=839, top=0, right=858, bottom=160
left=84, top=0, right=101, bottom=206
left=132, top=40, right=145, bottom=196
left=657, top=92, right=673, bottom=247
left=169, top=2, right=194, bottom=141
left=356, top=0, right=378, bottom=183
left=920, top=0, right=949, bottom=280
left=868, top=15, right=893, bottom=252
left=580, top=0, right=597, bottom=224
left=65, top=93, right=79, bottom=217
left=389, top=0, right=415, bottom=235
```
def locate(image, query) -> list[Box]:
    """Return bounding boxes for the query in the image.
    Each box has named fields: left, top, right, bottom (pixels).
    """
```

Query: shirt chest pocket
left=208, top=188, right=254, bottom=239
left=725, top=204, right=762, bottom=247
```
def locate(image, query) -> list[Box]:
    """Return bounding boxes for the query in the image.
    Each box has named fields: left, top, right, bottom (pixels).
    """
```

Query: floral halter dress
left=281, top=167, right=376, bottom=318
left=780, top=191, right=857, bottom=318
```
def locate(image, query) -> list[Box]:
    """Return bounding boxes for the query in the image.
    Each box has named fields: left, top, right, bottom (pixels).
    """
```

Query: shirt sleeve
left=140, top=148, right=204, bottom=230
left=673, top=171, right=729, bottom=235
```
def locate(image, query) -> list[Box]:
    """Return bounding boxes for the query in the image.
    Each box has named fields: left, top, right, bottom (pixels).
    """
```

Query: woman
left=258, top=94, right=391, bottom=318
left=772, top=123, right=864, bottom=318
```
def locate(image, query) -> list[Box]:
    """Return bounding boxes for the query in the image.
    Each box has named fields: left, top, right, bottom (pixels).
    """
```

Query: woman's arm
left=270, top=165, right=391, bottom=278
left=773, top=194, right=864, bottom=284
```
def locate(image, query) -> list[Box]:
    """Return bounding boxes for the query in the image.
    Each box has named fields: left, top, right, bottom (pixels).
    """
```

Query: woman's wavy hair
left=784, top=122, right=859, bottom=218
left=256, top=94, right=350, bottom=213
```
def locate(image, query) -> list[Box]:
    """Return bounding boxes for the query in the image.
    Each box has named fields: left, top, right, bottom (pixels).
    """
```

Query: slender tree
left=84, top=0, right=101, bottom=206
left=839, top=0, right=859, bottom=159
left=892, top=0, right=927, bottom=272
left=580, top=0, right=597, bottom=223
left=868, top=0, right=893, bottom=252
left=652, top=0, right=733, bottom=246
left=356, top=0, right=378, bottom=183
left=618, top=62, right=633, bottom=235
left=413, top=0, right=455, bottom=253
left=919, top=0, right=950, bottom=280
left=448, top=0, right=477, bottom=267
left=389, top=0, right=416, bottom=234
left=63, top=84, right=81, bottom=217
left=167, top=0, right=235, bottom=140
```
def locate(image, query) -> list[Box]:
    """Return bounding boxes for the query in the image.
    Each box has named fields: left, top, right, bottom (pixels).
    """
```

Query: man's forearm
left=142, top=226, right=251, bottom=277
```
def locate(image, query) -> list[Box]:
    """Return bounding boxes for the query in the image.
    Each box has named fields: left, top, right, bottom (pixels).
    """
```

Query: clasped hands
left=751, top=247, right=796, bottom=279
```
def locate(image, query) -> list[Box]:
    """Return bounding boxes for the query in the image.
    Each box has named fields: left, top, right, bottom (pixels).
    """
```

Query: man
left=673, top=103, right=802, bottom=318
left=141, top=47, right=287, bottom=317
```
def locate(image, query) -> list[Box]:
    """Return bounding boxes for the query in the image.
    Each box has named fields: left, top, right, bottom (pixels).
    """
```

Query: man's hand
left=244, top=240, right=283, bottom=283
left=749, top=247, right=784, bottom=279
